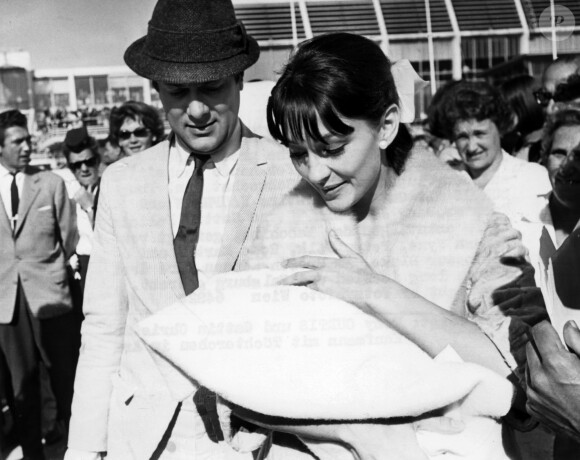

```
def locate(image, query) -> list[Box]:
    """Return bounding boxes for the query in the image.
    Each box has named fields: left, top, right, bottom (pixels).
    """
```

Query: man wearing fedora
left=65, top=0, right=299, bottom=459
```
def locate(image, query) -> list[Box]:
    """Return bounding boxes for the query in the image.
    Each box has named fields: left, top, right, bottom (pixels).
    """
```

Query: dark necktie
left=172, top=155, right=225, bottom=443
left=174, top=154, right=208, bottom=295
left=10, top=172, right=19, bottom=220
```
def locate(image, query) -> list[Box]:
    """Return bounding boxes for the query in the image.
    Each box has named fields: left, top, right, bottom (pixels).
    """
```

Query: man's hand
left=526, top=320, right=580, bottom=441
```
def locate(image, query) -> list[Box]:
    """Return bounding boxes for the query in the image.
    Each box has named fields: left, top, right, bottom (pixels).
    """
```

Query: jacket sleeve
left=465, top=212, right=547, bottom=379
left=54, top=175, right=79, bottom=259
left=68, top=172, right=128, bottom=452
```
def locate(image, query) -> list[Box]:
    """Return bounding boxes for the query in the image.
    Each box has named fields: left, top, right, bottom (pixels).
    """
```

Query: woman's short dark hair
left=426, top=79, right=463, bottom=140
left=444, top=80, right=514, bottom=137
left=540, top=108, right=580, bottom=164
left=500, top=75, right=544, bottom=135
left=109, top=101, right=165, bottom=145
left=267, top=32, right=412, bottom=175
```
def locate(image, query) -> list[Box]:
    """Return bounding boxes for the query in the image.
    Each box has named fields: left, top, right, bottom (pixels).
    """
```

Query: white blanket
left=136, top=269, right=513, bottom=459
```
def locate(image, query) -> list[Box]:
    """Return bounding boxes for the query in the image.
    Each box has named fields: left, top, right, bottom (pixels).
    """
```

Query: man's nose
left=187, top=99, right=210, bottom=120
left=80, top=162, right=89, bottom=172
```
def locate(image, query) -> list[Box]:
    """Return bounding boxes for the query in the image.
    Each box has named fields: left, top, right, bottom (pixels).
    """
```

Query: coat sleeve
left=465, top=212, right=547, bottom=380
left=68, top=172, right=128, bottom=452
left=53, top=175, right=79, bottom=259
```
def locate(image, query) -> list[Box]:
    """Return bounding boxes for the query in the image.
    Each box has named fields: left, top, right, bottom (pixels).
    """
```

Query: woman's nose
left=306, top=154, right=330, bottom=184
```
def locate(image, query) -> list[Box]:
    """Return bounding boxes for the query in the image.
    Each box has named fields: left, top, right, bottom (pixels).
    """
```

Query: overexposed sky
left=1, top=0, right=158, bottom=69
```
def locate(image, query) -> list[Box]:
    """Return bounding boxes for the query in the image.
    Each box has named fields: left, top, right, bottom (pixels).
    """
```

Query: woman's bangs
left=268, top=89, right=353, bottom=147
left=268, top=90, right=326, bottom=146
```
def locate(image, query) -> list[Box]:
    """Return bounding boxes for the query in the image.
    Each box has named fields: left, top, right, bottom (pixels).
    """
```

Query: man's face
left=157, top=76, right=242, bottom=157
left=453, top=118, right=503, bottom=177
left=547, top=125, right=580, bottom=209
left=0, top=126, right=31, bottom=173
left=69, top=148, right=99, bottom=188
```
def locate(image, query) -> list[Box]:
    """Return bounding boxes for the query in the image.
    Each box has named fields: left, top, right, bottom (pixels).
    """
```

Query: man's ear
left=379, top=104, right=400, bottom=148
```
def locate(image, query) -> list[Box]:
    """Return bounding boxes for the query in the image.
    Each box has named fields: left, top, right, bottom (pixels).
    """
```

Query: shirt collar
left=0, top=163, right=15, bottom=179
left=173, top=135, right=240, bottom=178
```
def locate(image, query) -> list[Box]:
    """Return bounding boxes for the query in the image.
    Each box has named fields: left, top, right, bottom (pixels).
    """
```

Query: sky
left=1, top=0, right=158, bottom=69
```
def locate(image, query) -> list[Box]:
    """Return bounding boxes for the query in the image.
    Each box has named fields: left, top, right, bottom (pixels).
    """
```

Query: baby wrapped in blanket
left=137, top=268, right=513, bottom=460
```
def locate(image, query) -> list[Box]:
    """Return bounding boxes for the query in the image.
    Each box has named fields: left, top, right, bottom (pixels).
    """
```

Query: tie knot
left=191, top=154, right=209, bottom=171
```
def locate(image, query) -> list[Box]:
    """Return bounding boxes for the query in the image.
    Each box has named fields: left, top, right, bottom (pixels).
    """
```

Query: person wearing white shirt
left=449, top=80, right=552, bottom=284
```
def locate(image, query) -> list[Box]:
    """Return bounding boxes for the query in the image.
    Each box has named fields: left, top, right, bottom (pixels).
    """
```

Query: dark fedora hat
left=124, top=0, right=260, bottom=84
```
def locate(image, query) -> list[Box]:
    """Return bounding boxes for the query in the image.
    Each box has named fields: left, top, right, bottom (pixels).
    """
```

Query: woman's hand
left=279, top=230, right=385, bottom=311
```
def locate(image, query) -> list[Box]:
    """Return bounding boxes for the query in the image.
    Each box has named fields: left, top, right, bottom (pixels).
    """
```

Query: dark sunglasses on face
left=70, top=156, right=98, bottom=171
left=533, top=89, right=554, bottom=107
left=118, top=127, right=150, bottom=140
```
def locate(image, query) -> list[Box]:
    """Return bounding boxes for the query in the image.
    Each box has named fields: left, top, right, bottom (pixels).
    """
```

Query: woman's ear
left=378, top=104, right=400, bottom=149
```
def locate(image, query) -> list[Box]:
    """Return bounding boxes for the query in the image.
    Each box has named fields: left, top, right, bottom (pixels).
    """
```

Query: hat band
left=144, top=21, right=250, bottom=64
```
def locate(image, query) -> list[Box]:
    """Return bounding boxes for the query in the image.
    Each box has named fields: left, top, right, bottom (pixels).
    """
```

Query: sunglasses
left=70, top=156, right=98, bottom=171
left=118, top=127, right=150, bottom=140
left=533, top=89, right=554, bottom=107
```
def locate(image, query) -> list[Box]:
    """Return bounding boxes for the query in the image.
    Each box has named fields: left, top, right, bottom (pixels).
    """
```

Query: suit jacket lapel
left=216, top=127, right=268, bottom=273
left=142, top=140, right=186, bottom=301
left=14, top=172, right=40, bottom=237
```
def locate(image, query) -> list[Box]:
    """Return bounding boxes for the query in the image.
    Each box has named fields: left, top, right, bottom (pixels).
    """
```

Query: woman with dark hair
left=445, top=80, right=551, bottom=282
left=109, top=100, right=165, bottom=157
left=500, top=75, right=545, bottom=161
left=142, top=33, right=539, bottom=459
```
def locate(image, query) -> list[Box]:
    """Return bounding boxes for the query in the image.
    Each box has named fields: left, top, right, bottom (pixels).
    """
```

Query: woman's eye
left=322, top=145, right=345, bottom=156
left=289, top=150, right=307, bottom=160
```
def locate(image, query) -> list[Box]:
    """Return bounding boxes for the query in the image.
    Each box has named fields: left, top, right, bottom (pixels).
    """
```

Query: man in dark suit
left=0, top=110, right=79, bottom=459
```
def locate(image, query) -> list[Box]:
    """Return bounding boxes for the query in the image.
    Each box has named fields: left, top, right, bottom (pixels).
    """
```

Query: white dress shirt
left=0, top=163, right=24, bottom=230
left=168, top=137, right=240, bottom=284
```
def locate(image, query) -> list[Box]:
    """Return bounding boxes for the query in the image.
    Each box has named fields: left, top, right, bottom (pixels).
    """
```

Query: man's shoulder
left=26, top=166, right=64, bottom=187
left=102, top=141, right=169, bottom=182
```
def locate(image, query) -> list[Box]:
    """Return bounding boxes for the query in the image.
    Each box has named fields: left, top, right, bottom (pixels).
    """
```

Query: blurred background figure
left=552, top=74, right=580, bottom=112
left=540, top=108, right=580, bottom=247
left=535, top=55, right=580, bottom=116
left=445, top=80, right=552, bottom=277
left=0, top=109, right=79, bottom=460
left=62, top=126, right=100, bottom=291
left=500, top=75, right=545, bottom=162
left=99, top=135, right=122, bottom=171
left=108, top=101, right=165, bottom=158
left=425, top=79, right=466, bottom=173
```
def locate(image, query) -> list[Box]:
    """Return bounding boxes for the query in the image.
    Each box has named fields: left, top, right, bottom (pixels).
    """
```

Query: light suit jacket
left=68, top=126, right=299, bottom=459
left=0, top=167, right=78, bottom=322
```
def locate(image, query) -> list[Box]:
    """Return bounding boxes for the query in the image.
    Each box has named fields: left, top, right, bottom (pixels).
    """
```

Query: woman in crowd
left=108, top=100, right=165, bottom=157
left=238, top=33, right=538, bottom=459
left=500, top=75, right=545, bottom=162
left=442, top=80, right=551, bottom=279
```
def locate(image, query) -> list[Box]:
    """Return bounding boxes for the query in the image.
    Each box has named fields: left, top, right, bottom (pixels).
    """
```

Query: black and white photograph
left=1, top=0, right=580, bottom=459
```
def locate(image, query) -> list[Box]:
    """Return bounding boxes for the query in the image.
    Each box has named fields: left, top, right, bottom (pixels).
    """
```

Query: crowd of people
left=1, top=0, right=580, bottom=459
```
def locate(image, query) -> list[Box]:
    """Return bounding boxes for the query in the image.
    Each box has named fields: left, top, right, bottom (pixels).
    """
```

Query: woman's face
left=288, top=116, right=385, bottom=213
left=118, top=117, right=155, bottom=156
left=453, top=118, right=503, bottom=176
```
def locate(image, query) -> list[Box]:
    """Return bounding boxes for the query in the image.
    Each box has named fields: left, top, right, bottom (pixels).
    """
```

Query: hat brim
left=124, top=35, right=260, bottom=84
